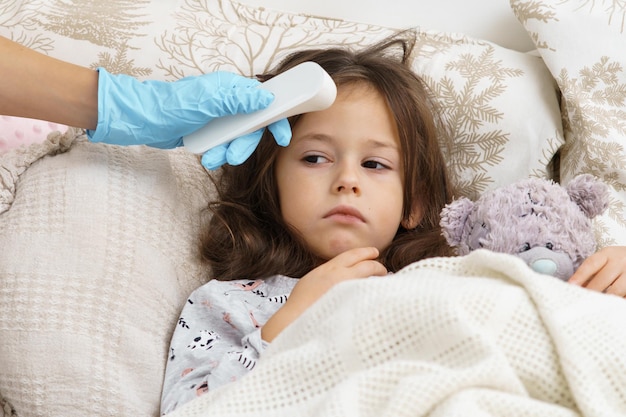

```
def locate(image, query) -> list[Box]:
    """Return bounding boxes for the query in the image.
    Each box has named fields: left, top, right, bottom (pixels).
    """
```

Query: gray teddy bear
left=440, top=174, right=609, bottom=281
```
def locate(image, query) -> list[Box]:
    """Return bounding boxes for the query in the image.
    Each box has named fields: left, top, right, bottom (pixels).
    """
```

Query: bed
left=1, top=0, right=626, bottom=416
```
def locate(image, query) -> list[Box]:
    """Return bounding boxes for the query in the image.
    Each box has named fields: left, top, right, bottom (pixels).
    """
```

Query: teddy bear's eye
left=521, top=242, right=531, bottom=252
left=545, top=242, right=553, bottom=250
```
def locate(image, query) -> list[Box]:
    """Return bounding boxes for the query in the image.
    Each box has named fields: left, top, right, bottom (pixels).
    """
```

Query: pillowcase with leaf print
left=511, top=0, right=626, bottom=246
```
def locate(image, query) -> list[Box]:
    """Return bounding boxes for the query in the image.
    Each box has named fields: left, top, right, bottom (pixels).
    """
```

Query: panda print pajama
left=160, top=275, right=296, bottom=414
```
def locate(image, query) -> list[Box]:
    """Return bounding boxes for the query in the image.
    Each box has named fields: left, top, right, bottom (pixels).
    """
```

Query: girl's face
left=275, top=84, right=413, bottom=261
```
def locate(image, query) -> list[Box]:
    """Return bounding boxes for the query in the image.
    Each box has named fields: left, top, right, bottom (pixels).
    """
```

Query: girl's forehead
left=294, top=86, right=396, bottom=135
left=335, top=81, right=378, bottom=98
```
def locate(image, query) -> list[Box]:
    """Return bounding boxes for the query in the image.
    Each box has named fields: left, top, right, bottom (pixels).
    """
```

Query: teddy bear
left=439, top=174, right=609, bottom=281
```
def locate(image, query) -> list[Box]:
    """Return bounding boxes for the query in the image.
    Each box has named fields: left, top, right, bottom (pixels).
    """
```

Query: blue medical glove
left=87, top=68, right=291, bottom=161
left=200, top=119, right=291, bottom=170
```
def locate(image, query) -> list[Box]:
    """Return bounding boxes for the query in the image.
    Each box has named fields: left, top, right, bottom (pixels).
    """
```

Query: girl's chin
left=317, top=242, right=373, bottom=260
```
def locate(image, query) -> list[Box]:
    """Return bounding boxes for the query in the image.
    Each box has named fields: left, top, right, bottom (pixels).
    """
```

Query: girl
left=160, top=32, right=456, bottom=414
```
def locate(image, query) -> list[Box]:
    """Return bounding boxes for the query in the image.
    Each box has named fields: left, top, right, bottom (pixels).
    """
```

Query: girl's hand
left=569, top=246, right=626, bottom=297
left=261, top=247, right=387, bottom=342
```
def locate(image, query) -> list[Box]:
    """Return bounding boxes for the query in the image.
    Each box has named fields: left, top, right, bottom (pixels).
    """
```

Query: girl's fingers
left=569, top=252, right=606, bottom=286
left=569, top=246, right=626, bottom=296
left=604, top=274, right=626, bottom=297
left=353, top=259, right=388, bottom=278
left=320, top=248, right=387, bottom=282
left=332, top=247, right=380, bottom=267
left=584, top=268, right=619, bottom=292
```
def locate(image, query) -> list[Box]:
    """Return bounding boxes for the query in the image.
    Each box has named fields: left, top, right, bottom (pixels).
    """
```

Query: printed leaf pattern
left=510, top=0, right=558, bottom=50
left=155, top=0, right=394, bottom=78
left=572, top=0, right=626, bottom=33
left=512, top=0, right=625, bottom=50
left=0, top=0, right=53, bottom=52
left=512, top=0, right=626, bottom=244
left=422, top=46, right=524, bottom=198
left=559, top=58, right=626, bottom=179
left=32, top=0, right=153, bottom=77
left=0, top=0, right=561, bottom=202
left=558, top=57, right=626, bottom=243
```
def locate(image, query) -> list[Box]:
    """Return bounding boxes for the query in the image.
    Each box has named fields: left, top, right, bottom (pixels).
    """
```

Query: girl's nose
left=333, top=164, right=361, bottom=195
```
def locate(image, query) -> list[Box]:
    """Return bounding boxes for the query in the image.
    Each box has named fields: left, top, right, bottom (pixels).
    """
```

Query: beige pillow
left=0, top=130, right=213, bottom=416
left=511, top=0, right=626, bottom=246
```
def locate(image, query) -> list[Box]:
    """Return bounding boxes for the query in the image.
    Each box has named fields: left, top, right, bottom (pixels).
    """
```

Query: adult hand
left=87, top=68, right=291, bottom=165
left=569, top=246, right=626, bottom=297
left=200, top=120, right=291, bottom=170
left=261, top=247, right=387, bottom=342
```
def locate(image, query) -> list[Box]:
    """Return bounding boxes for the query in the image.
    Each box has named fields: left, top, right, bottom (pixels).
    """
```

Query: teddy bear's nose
left=517, top=246, right=574, bottom=281
left=531, top=259, right=558, bottom=276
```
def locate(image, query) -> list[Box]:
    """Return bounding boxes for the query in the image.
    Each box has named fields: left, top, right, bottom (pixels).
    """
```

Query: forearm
left=261, top=303, right=301, bottom=343
left=0, top=36, right=98, bottom=129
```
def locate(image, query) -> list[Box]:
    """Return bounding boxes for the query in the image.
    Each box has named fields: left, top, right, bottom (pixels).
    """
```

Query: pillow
left=510, top=0, right=626, bottom=246
left=0, top=131, right=213, bottom=416
left=0, top=0, right=562, bottom=198
left=0, top=116, right=67, bottom=153
left=409, top=29, right=563, bottom=198
left=0, top=0, right=563, bottom=415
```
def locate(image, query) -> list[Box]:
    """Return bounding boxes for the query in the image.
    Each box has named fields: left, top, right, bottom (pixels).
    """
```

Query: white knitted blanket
left=169, top=250, right=626, bottom=417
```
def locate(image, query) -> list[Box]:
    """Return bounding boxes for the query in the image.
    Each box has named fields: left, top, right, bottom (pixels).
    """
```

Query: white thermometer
left=183, top=61, right=337, bottom=154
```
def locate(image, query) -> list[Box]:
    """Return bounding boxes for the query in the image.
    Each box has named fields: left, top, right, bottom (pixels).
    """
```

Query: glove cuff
left=86, top=68, right=110, bottom=143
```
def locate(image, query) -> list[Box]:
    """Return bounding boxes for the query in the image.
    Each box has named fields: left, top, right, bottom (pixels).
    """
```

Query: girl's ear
left=401, top=204, right=422, bottom=229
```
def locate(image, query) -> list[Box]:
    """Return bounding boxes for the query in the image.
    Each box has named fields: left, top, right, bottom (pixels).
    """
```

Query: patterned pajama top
left=160, top=275, right=297, bottom=415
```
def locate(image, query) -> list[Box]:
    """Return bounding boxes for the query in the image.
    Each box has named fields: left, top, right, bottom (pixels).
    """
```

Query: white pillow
left=410, top=29, right=562, bottom=197
left=510, top=0, right=626, bottom=245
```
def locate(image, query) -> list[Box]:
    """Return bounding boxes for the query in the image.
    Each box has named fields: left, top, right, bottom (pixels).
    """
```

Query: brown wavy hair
left=201, top=31, right=456, bottom=281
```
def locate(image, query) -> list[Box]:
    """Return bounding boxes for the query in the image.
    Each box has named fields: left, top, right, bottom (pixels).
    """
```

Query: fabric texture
left=510, top=0, right=626, bottom=245
left=0, top=130, right=213, bottom=417
left=0, top=116, right=67, bottom=153
left=166, top=250, right=626, bottom=417
left=0, top=391, right=17, bottom=417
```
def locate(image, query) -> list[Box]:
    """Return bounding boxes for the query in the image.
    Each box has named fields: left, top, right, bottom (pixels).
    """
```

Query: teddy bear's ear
left=566, top=174, right=609, bottom=219
left=440, top=197, right=474, bottom=247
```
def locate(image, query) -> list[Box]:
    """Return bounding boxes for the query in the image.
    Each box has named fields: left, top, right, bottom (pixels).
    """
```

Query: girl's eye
left=303, top=155, right=328, bottom=164
left=362, top=160, right=388, bottom=170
